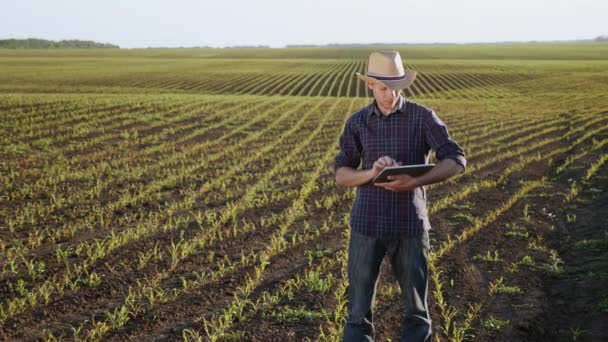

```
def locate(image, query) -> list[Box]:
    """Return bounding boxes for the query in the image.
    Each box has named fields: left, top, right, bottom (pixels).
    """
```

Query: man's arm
left=335, top=167, right=375, bottom=187
left=416, top=158, right=463, bottom=185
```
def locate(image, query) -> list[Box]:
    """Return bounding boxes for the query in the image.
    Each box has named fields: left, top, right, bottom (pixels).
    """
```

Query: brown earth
left=1, top=101, right=606, bottom=342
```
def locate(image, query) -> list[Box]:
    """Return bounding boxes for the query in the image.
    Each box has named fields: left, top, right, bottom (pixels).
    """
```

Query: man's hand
left=372, top=156, right=399, bottom=176
left=373, top=156, right=416, bottom=192
left=374, top=174, right=419, bottom=192
left=335, top=156, right=400, bottom=188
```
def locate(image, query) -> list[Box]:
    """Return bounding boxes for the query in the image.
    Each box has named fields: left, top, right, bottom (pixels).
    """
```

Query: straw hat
left=356, top=51, right=416, bottom=90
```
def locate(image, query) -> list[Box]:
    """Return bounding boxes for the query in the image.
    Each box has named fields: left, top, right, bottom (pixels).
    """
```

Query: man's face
left=368, top=82, right=400, bottom=110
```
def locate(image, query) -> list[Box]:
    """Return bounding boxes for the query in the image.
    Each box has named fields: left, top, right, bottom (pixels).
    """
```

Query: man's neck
left=378, top=105, right=395, bottom=116
left=376, top=97, right=402, bottom=116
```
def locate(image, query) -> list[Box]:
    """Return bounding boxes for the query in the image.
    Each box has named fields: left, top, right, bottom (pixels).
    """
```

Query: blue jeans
left=342, top=230, right=432, bottom=342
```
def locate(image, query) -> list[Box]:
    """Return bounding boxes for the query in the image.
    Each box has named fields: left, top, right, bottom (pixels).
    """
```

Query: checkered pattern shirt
left=334, top=97, right=466, bottom=238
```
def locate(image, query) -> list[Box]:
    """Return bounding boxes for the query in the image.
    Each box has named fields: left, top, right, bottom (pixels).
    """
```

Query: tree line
left=0, top=38, right=119, bottom=49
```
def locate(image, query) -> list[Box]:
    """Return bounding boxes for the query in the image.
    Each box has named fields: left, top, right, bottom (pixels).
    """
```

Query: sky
left=1, top=0, right=606, bottom=48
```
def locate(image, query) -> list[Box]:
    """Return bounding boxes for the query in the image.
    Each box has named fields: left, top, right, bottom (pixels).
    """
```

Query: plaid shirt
left=334, top=96, right=466, bottom=238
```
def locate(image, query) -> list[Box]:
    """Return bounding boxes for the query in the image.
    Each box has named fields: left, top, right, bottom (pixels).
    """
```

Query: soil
left=1, top=98, right=606, bottom=341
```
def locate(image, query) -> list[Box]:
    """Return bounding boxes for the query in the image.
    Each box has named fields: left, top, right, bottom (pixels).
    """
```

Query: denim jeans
left=342, top=230, right=432, bottom=342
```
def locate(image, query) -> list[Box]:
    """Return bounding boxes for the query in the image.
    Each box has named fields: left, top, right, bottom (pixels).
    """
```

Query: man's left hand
left=374, top=175, right=419, bottom=192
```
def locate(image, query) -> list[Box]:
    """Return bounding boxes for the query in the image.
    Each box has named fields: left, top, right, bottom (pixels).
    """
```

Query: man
left=334, top=51, right=466, bottom=341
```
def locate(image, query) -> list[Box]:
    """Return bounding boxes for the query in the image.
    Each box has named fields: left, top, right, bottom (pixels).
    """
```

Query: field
left=0, top=44, right=607, bottom=341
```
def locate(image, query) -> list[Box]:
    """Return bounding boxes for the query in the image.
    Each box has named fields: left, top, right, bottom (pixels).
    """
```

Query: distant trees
left=595, top=35, right=608, bottom=42
left=0, top=38, right=119, bottom=49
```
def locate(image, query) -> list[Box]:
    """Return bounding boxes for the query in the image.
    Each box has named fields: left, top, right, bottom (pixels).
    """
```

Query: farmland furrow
left=0, top=98, right=338, bottom=329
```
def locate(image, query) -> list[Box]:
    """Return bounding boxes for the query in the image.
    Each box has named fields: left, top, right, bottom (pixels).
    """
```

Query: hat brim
left=356, top=69, right=417, bottom=90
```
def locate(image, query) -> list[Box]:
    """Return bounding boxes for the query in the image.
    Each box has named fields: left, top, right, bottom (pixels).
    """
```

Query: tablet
left=372, top=164, right=435, bottom=183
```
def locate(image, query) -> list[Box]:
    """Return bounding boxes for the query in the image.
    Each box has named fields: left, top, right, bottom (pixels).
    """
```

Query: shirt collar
left=368, top=95, right=405, bottom=117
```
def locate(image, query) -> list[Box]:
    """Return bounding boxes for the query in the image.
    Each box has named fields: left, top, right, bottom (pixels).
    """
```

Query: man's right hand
left=372, top=156, right=399, bottom=176
left=335, top=156, right=400, bottom=188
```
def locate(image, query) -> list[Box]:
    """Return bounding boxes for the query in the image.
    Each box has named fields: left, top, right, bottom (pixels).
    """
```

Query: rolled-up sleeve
left=424, top=111, right=467, bottom=171
left=334, top=118, right=362, bottom=171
